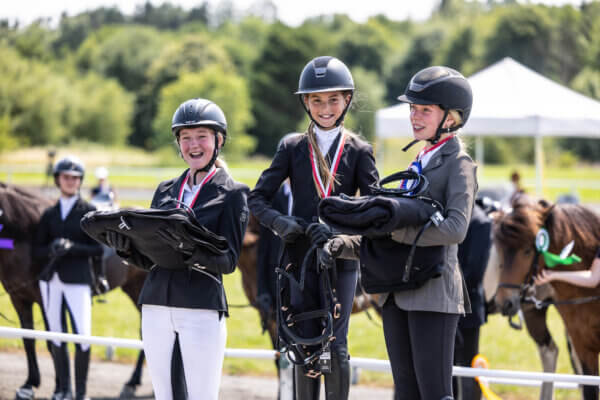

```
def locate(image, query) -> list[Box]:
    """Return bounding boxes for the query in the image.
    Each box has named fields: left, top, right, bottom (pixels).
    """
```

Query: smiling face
left=304, top=91, right=351, bottom=129
left=57, top=173, right=82, bottom=197
left=178, top=126, right=222, bottom=172
left=409, top=104, right=456, bottom=142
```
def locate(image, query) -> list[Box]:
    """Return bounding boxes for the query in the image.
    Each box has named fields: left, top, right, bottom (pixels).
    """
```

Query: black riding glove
left=317, top=237, right=345, bottom=269
left=305, top=222, right=333, bottom=246
left=271, top=215, right=304, bottom=243
left=49, top=238, right=73, bottom=258
left=105, top=231, right=131, bottom=254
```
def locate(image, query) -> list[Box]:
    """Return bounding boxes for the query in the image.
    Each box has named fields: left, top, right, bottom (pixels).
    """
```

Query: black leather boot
left=324, top=348, right=350, bottom=400
left=51, top=343, right=73, bottom=400
left=294, top=365, right=321, bottom=400
left=74, top=347, right=90, bottom=400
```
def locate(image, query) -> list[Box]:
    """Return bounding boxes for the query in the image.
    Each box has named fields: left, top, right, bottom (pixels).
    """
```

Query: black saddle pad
left=81, top=208, right=228, bottom=270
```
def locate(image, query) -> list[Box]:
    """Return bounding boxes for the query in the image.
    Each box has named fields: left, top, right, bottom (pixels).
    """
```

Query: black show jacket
left=248, top=132, right=379, bottom=270
left=137, top=168, right=249, bottom=313
left=33, top=197, right=103, bottom=285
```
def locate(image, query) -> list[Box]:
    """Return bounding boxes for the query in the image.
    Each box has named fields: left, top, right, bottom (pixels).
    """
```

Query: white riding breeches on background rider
left=39, top=272, right=92, bottom=350
left=141, top=304, right=227, bottom=400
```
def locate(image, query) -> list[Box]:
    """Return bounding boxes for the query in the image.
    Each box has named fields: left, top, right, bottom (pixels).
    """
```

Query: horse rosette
left=535, top=227, right=581, bottom=268
left=81, top=208, right=228, bottom=270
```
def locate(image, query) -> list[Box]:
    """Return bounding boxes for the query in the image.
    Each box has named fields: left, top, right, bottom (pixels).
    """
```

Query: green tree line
left=1, top=0, right=599, bottom=162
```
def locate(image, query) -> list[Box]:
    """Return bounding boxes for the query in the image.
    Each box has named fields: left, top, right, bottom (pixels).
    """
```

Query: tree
left=152, top=66, right=255, bottom=159
left=384, top=29, right=446, bottom=103
left=336, top=22, right=391, bottom=75
left=249, top=23, right=322, bottom=154
left=67, top=73, right=134, bottom=145
left=344, top=67, right=386, bottom=142
left=131, top=34, right=234, bottom=148
left=53, top=7, right=125, bottom=53
left=76, top=26, right=165, bottom=92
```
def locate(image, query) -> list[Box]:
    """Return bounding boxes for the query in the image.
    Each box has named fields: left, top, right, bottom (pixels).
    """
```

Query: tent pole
left=535, top=134, right=544, bottom=197
left=376, top=137, right=384, bottom=172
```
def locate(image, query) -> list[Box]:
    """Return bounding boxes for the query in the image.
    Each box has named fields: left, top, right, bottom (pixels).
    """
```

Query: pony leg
left=12, top=298, right=40, bottom=400
left=578, top=351, right=599, bottom=400
left=522, top=304, right=557, bottom=400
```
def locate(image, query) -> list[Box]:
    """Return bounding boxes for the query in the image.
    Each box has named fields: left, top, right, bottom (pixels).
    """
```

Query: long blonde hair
left=306, top=122, right=360, bottom=198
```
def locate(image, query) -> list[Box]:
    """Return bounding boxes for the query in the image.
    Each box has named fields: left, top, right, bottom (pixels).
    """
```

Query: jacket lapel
left=422, top=136, right=459, bottom=173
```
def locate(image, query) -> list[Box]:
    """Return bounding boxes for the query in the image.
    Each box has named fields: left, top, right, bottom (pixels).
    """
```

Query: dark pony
left=494, top=194, right=600, bottom=400
left=0, top=182, right=148, bottom=399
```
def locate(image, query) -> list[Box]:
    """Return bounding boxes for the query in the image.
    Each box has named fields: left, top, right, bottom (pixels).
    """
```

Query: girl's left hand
left=533, top=269, right=553, bottom=286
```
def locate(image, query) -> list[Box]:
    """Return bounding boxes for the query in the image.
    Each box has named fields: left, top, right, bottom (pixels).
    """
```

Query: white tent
left=375, top=57, right=600, bottom=194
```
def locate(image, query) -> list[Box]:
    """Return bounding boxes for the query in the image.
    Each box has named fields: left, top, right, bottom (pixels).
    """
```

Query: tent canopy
left=376, top=57, right=600, bottom=139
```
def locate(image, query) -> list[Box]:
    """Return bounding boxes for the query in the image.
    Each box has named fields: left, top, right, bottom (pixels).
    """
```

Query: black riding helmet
left=295, top=56, right=355, bottom=129
left=398, top=66, right=472, bottom=149
left=171, top=98, right=227, bottom=175
left=53, top=156, right=85, bottom=187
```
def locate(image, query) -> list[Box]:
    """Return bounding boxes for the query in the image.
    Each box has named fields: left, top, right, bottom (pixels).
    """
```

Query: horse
left=0, top=182, right=149, bottom=399
left=493, top=194, right=600, bottom=400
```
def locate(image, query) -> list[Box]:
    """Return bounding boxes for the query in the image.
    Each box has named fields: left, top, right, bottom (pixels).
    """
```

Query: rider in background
left=534, top=247, right=600, bottom=288
left=248, top=56, right=379, bottom=400
left=33, top=156, right=103, bottom=400
left=90, top=166, right=117, bottom=207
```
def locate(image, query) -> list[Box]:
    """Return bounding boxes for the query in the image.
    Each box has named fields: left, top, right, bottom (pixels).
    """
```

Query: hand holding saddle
left=105, top=231, right=131, bottom=254
left=317, top=237, right=345, bottom=269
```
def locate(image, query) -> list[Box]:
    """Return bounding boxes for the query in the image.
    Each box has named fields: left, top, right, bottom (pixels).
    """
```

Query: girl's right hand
left=533, top=269, right=554, bottom=286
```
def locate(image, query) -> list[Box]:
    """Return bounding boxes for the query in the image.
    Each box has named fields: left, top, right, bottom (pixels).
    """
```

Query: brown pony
left=0, top=182, right=148, bottom=399
left=494, top=194, right=600, bottom=400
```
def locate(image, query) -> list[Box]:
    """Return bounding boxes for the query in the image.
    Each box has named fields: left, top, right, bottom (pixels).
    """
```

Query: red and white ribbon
left=308, top=133, right=346, bottom=198
left=176, top=167, right=217, bottom=208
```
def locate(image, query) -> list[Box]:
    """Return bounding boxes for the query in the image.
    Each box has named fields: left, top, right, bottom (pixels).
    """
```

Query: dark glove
left=105, top=231, right=131, bottom=254
left=94, top=275, right=110, bottom=295
left=49, top=238, right=73, bottom=258
left=305, top=222, right=333, bottom=246
left=156, top=228, right=194, bottom=256
left=271, top=215, right=304, bottom=243
left=317, top=237, right=345, bottom=269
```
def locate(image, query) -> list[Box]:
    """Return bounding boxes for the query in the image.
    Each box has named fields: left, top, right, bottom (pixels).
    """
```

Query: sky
left=1, top=0, right=587, bottom=27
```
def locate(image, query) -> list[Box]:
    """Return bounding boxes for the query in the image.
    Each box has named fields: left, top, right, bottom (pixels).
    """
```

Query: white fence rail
left=1, top=326, right=599, bottom=390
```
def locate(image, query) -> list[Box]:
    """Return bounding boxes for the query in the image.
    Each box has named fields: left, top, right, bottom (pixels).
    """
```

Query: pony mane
left=495, top=194, right=600, bottom=264
left=0, top=182, right=53, bottom=239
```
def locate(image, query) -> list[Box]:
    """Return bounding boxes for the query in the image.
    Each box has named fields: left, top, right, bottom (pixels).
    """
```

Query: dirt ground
left=0, top=351, right=393, bottom=399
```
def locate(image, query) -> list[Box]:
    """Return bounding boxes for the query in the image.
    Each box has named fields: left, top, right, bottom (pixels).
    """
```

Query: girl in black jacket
left=106, top=99, right=249, bottom=400
left=248, top=56, right=379, bottom=400
left=33, top=156, right=103, bottom=400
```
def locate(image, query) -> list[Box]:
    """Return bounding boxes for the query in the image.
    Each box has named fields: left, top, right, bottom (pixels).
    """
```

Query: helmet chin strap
left=192, top=135, right=219, bottom=185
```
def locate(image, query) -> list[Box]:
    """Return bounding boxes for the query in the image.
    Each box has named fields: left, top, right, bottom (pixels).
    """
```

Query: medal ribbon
left=400, top=135, right=455, bottom=190
left=176, top=167, right=217, bottom=209
left=308, top=132, right=346, bottom=198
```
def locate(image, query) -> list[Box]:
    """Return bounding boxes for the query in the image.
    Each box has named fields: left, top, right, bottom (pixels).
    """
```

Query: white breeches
left=141, top=304, right=227, bottom=400
left=39, top=272, right=92, bottom=350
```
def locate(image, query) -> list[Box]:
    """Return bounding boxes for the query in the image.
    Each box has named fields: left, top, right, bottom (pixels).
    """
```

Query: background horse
left=493, top=194, right=600, bottom=400
left=0, top=182, right=148, bottom=399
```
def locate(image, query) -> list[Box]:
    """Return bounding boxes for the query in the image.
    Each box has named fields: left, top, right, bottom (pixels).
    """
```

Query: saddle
left=81, top=208, right=228, bottom=270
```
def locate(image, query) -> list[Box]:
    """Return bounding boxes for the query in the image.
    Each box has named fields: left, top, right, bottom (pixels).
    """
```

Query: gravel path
left=0, top=352, right=393, bottom=399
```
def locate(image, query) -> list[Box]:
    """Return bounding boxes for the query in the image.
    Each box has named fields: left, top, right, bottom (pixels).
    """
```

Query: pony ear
left=538, top=198, right=553, bottom=209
